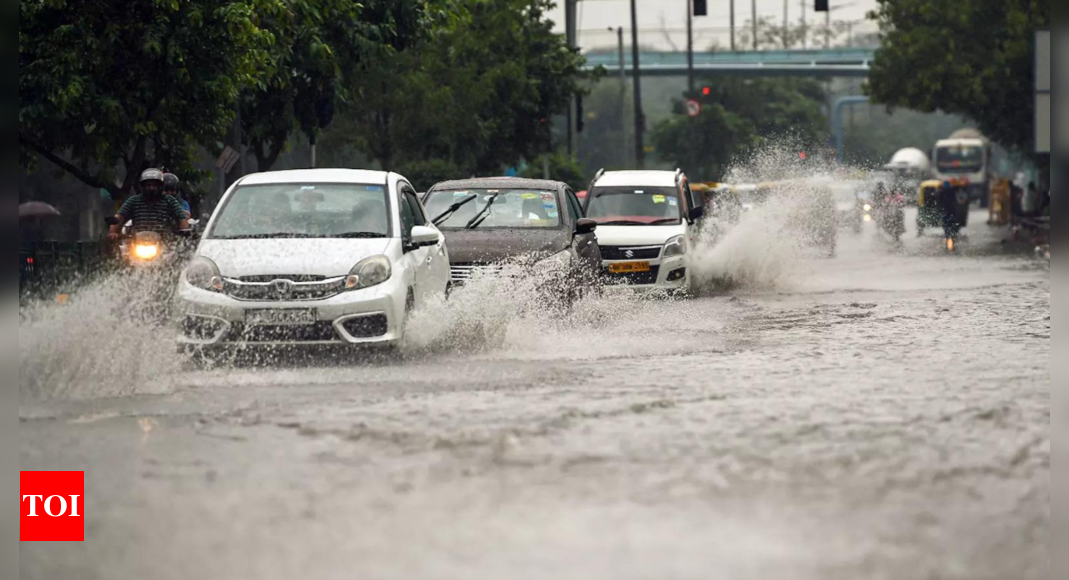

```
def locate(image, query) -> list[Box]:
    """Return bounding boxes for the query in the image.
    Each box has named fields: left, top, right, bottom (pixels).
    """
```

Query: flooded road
left=19, top=209, right=1049, bottom=580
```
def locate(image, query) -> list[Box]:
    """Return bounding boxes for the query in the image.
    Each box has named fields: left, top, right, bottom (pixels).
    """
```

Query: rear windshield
left=424, top=189, right=562, bottom=230
left=936, top=146, right=984, bottom=173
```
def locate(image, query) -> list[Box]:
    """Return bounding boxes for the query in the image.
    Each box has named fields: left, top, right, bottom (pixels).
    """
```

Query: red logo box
left=20, top=472, right=85, bottom=542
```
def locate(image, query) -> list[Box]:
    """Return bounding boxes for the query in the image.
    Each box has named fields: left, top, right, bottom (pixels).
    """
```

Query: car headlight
left=345, top=255, right=392, bottom=290
left=185, top=257, right=223, bottom=292
left=535, top=249, right=573, bottom=274
left=663, top=235, right=687, bottom=258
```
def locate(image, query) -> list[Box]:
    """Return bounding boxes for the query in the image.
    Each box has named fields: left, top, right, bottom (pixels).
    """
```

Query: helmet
left=140, top=169, right=164, bottom=184
left=162, top=173, right=180, bottom=193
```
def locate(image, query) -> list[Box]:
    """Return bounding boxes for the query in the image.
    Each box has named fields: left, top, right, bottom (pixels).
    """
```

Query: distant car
left=422, top=177, right=602, bottom=299
left=584, top=169, right=705, bottom=291
left=177, top=169, right=450, bottom=352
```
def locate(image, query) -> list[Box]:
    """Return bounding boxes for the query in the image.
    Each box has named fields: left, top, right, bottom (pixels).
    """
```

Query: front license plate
left=608, top=261, right=651, bottom=274
left=246, top=309, right=317, bottom=326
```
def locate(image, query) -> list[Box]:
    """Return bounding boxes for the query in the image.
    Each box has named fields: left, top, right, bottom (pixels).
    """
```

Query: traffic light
left=693, top=0, right=708, bottom=17
left=815, top=0, right=829, bottom=12
left=701, top=86, right=712, bottom=96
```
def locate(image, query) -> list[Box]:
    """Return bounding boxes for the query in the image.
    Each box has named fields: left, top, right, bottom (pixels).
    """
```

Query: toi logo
left=20, top=472, right=85, bottom=542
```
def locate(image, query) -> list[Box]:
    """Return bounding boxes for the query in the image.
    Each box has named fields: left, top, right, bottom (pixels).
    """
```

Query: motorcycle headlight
left=345, top=255, right=392, bottom=290
left=185, top=257, right=223, bottom=292
left=663, top=235, right=687, bottom=258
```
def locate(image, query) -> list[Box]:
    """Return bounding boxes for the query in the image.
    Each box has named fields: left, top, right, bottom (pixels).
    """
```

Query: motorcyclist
left=107, top=169, right=190, bottom=241
left=938, top=180, right=963, bottom=240
left=162, top=172, right=192, bottom=217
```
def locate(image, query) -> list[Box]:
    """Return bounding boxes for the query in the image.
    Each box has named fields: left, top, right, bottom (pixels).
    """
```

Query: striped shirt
left=117, top=195, right=188, bottom=234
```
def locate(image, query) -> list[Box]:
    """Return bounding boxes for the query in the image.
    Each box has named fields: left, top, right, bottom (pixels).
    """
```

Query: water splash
left=19, top=273, right=182, bottom=401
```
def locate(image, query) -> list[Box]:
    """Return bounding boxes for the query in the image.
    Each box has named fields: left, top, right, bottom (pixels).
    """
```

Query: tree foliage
left=651, top=79, right=827, bottom=181
left=19, top=0, right=281, bottom=198
left=866, top=0, right=1049, bottom=156
left=320, top=0, right=594, bottom=180
left=242, top=0, right=440, bottom=171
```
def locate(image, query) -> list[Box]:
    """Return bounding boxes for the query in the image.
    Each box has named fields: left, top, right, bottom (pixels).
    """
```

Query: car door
left=399, top=183, right=443, bottom=306
left=565, top=188, right=601, bottom=270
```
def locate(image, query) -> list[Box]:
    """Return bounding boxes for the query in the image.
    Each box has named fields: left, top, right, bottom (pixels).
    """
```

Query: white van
left=583, top=169, right=705, bottom=291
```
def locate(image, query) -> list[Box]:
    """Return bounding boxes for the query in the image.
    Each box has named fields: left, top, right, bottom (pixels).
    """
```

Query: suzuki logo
left=624, top=249, right=635, bottom=259
left=272, top=280, right=294, bottom=297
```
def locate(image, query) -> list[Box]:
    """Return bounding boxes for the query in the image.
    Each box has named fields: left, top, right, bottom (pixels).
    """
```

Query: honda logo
left=272, top=280, right=294, bottom=297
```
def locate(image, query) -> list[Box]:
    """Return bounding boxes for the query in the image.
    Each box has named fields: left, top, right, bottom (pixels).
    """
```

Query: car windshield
left=209, top=183, right=390, bottom=239
left=936, top=145, right=983, bottom=173
left=424, top=189, right=561, bottom=229
left=586, top=187, right=682, bottom=225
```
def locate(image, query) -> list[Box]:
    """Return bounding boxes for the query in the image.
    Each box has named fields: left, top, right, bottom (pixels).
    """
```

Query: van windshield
left=586, top=187, right=682, bottom=226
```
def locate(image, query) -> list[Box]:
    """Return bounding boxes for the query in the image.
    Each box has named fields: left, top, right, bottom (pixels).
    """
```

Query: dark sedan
left=423, top=177, right=602, bottom=297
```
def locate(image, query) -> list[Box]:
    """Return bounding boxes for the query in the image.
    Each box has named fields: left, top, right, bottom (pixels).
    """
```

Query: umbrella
left=19, top=202, right=61, bottom=220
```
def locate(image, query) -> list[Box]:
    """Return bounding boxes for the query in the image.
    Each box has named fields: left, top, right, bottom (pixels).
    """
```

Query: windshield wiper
left=466, top=193, right=502, bottom=230
left=334, top=232, right=385, bottom=239
left=431, top=195, right=478, bottom=227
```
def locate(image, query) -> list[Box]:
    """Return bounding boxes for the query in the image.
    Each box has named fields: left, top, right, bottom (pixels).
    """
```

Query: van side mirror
left=575, top=218, right=597, bottom=235
left=688, top=206, right=705, bottom=223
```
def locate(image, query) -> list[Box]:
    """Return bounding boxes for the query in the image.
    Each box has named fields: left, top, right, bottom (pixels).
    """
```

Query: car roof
left=238, top=169, right=396, bottom=186
left=428, top=177, right=567, bottom=193
left=594, top=170, right=679, bottom=188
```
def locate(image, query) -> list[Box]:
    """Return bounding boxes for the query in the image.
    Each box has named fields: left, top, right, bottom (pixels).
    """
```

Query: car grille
left=599, top=245, right=662, bottom=260
left=450, top=264, right=512, bottom=284
left=223, top=276, right=345, bottom=302
left=603, top=265, right=661, bottom=285
left=222, top=322, right=341, bottom=343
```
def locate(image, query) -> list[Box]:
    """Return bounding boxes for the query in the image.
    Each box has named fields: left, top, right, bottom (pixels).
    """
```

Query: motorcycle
left=104, top=217, right=198, bottom=323
left=875, top=192, right=907, bottom=243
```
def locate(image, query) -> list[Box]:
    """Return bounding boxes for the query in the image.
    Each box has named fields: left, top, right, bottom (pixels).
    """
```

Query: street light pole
left=611, top=26, right=629, bottom=167
left=630, top=0, right=645, bottom=168
left=801, top=0, right=808, bottom=49
left=565, top=0, right=578, bottom=156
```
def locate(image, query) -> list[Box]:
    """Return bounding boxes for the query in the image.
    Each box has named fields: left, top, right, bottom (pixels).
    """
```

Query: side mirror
left=410, top=225, right=440, bottom=248
left=575, top=218, right=597, bottom=236
left=688, top=206, right=705, bottom=223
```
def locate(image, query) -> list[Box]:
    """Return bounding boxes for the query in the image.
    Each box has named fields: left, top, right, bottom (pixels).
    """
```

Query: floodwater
left=19, top=205, right=1049, bottom=580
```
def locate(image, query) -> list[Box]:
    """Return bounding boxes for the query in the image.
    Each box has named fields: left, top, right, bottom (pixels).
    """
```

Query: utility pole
left=730, top=0, right=737, bottom=51
left=784, top=0, right=789, bottom=49
left=611, top=26, right=629, bottom=167
left=565, top=0, right=578, bottom=156
left=752, top=0, right=758, bottom=51
left=801, top=0, right=808, bottom=49
left=630, top=0, right=645, bottom=168
left=687, top=0, right=695, bottom=95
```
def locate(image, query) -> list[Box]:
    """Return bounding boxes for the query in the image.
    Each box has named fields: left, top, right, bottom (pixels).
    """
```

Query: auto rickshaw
left=917, top=178, right=971, bottom=237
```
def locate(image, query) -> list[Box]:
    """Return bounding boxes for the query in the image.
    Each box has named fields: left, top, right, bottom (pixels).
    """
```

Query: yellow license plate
left=608, top=261, right=651, bottom=274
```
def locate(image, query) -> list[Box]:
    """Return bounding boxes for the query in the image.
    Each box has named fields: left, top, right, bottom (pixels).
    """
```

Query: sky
left=547, top=0, right=880, bottom=51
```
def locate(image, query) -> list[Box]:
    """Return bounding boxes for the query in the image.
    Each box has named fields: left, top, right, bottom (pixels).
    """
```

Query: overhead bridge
left=583, top=48, right=876, bottom=78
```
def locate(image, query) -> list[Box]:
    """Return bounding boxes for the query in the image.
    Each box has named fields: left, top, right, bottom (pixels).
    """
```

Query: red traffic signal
left=701, top=86, right=712, bottom=96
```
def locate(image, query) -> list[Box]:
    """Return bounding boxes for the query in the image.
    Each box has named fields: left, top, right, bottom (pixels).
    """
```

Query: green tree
left=652, top=79, right=827, bottom=181
left=19, top=0, right=280, bottom=199
left=866, top=0, right=1050, bottom=156
left=321, top=0, right=593, bottom=178
left=242, top=0, right=438, bottom=171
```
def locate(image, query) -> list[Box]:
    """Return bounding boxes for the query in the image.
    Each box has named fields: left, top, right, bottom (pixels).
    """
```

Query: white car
left=177, top=169, right=449, bottom=351
left=584, top=169, right=705, bottom=291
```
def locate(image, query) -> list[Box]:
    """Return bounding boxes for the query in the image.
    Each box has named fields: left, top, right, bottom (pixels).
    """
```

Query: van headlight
left=345, top=255, right=392, bottom=290
left=663, top=235, right=687, bottom=257
left=185, top=257, right=223, bottom=292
